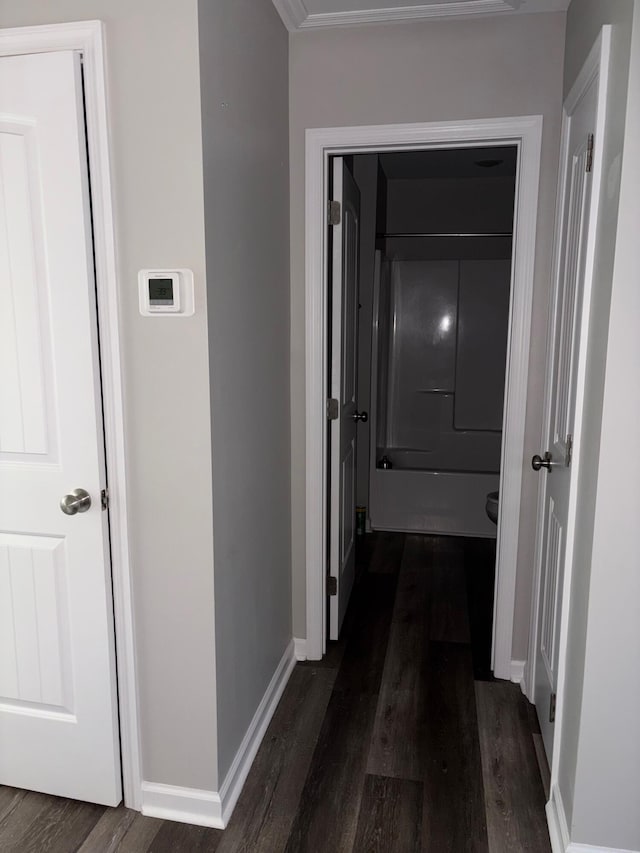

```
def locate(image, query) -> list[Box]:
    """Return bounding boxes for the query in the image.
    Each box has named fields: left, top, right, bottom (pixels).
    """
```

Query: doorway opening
left=304, top=117, right=543, bottom=680
left=327, top=145, right=517, bottom=675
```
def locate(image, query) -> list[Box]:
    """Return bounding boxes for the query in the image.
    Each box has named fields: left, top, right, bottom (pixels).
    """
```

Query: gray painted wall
left=198, top=0, right=291, bottom=781
left=556, top=0, right=638, bottom=847
left=0, top=0, right=218, bottom=791
left=289, top=13, right=566, bottom=658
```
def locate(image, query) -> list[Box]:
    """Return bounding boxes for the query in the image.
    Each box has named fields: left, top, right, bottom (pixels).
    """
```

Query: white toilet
left=485, top=491, right=499, bottom=524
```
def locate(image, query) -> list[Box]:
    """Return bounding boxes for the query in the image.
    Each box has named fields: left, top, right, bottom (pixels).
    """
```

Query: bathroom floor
left=0, top=533, right=551, bottom=852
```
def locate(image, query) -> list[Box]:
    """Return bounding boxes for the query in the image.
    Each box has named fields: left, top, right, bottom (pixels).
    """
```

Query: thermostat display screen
left=138, top=268, right=193, bottom=316
left=149, top=278, right=174, bottom=305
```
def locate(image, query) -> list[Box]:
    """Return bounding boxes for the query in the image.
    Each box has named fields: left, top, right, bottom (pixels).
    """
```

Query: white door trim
left=0, top=21, right=141, bottom=809
left=526, top=26, right=612, bottom=790
left=305, top=116, right=543, bottom=674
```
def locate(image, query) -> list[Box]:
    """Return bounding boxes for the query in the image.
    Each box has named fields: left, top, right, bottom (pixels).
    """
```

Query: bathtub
left=369, top=463, right=499, bottom=538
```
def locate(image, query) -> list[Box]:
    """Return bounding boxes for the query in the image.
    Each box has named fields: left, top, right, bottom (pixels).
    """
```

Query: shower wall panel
left=378, top=259, right=508, bottom=471
left=455, top=260, right=511, bottom=431
left=388, top=261, right=458, bottom=451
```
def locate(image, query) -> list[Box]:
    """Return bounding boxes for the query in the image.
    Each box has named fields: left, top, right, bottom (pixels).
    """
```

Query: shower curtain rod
left=377, top=231, right=513, bottom=238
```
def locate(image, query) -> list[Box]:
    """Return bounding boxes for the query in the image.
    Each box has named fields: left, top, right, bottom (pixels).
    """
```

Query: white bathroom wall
left=386, top=176, right=516, bottom=234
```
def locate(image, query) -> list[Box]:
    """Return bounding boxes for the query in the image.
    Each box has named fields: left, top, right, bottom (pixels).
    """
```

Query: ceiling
left=273, top=0, right=569, bottom=31
left=378, top=146, right=518, bottom=180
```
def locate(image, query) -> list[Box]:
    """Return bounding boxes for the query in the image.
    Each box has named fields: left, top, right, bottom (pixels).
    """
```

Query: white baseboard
left=510, top=658, right=526, bottom=692
left=217, top=639, right=296, bottom=827
left=547, top=784, right=571, bottom=853
left=141, top=639, right=296, bottom=830
left=546, top=784, right=639, bottom=853
left=293, top=637, right=307, bottom=661
left=141, top=781, right=223, bottom=828
left=568, top=845, right=640, bottom=853
left=568, top=845, right=640, bottom=852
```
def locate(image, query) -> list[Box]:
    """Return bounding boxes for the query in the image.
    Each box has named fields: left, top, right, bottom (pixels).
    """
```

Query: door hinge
left=328, top=199, right=341, bottom=226
left=586, top=133, right=594, bottom=172
left=101, top=488, right=109, bottom=511
left=565, top=433, right=573, bottom=467
left=326, top=398, right=339, bottom=420
left=328, top=575, right=337, bottom=596
left=549, top=691, right=557, bottom=723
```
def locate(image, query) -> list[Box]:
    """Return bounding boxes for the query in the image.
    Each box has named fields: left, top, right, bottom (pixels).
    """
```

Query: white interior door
left=329, top=158, right=361, bottom=640
left=0, top=50, right=121, bottom=805
left=533, top=72, right=599, bottom=760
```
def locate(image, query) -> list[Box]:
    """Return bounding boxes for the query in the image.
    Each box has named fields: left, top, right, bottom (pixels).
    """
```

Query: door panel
left=0, top=123, right=53, bottom=457
left=539, top=500, right=562, bottom=684
left=553, top=148, right=589, bottom=452
left=340, top=440, right=356, bottom=567
left=534, top=73, right=598, bottom=759
left=0, top=535, right=72, bottom=710
left=0, top=51, right=121, bottom=805
left=329, top=158, right=361, bottom=640
left=342, top=205, right=358, bottom=408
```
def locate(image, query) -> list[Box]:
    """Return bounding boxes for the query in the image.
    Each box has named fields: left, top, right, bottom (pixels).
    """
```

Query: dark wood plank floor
left=0, top=533, right=551, bottom=852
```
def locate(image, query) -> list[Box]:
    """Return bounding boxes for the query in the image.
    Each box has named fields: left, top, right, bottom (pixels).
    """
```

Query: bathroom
left=351, top=146, right=516, bottom=542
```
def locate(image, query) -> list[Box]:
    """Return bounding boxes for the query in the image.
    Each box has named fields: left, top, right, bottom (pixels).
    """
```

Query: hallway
left=285, top=533, right=551, bottom=852
left=0, top=533, right=551, bottom=852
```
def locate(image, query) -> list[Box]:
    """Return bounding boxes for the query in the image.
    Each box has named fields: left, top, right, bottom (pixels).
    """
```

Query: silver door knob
left=353, top=410, right=368, bottom=423
left=531, top=452, right=556, bottom=472
left=60, top=488, right=92, bottom=515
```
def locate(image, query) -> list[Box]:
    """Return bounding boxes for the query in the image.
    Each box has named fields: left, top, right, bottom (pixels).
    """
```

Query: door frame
left=305, top=116, right=543, bottom=678
left=0, top=21, right=141, bottom=809
left=525, top=26, right=611, bottom=822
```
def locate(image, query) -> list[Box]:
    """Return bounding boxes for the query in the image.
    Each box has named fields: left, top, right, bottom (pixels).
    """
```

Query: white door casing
left=305, top=118, right=542, bottom=667
left=0, top=50, right=121, bottom=805
left=329, top=157, right=361, bottom=640
left=528, top=28, right=612, bottom=764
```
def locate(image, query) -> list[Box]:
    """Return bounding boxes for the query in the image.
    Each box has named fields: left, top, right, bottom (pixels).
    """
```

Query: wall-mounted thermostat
left=138, top=269, right=195, bottom=317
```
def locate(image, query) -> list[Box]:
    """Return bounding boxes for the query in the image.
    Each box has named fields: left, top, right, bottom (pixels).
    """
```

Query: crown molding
left=272, top=0, right=308, bottom=31
left=273, top=0, right=569, bottom=31
left=304, top=0, right=517, bottom=29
